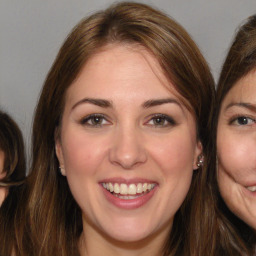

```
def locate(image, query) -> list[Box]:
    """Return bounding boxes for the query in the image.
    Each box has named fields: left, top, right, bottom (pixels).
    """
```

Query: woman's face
left=217, top=70, right=256, bottom=230
left=0, top=150, right=6, bottom=206
left=56, top=44, right=202, bottom=246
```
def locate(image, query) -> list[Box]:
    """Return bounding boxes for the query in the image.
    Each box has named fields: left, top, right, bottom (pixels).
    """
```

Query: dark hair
left=0, top=110, right=26, bottom=187
left=10, top=2, right=216, bottom=255
left=0, top=110, right=26, bottom=255
left=217, top=15, right=256, bottom=108
left=215, top=14, right=256, bottom=255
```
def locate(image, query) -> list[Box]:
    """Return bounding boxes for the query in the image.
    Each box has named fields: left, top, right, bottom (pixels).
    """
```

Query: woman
left=216, top=15, right=256, bottom=255
left=0, top=111, right=26, bottom=204
left=9, top=2, right=216, bottom=255
left=0, top=111, right=26, bottom=253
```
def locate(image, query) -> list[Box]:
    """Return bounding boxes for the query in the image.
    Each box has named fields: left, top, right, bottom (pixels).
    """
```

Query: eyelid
left=229, top=114, right=256, bottom=125
left=145, top=113, right=177, bottom=127
left=79, top=113, right=111, bottom=127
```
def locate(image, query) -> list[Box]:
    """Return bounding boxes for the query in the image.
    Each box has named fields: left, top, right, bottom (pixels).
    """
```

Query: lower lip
left=101, top=185, right=157, bottom=210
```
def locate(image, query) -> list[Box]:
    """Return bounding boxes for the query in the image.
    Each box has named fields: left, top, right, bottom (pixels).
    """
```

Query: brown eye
left=147, top=114, right=176, bottom=127
left=80, top=114, right=109, bottom=127
left=90, top=116, right=104, bottom=125
left=153, top=117, right=167, bottom=126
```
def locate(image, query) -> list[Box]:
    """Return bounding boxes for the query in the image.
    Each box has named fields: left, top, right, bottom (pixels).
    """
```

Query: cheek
left=218, top=133, right=256, bottom=180
left=150, top=132, right=196, bottom=176
left=151, top=134, right=195, bottom=212
left=60, top=132, right=108, bottom=212
left=61, top=131, right=108, bottom=176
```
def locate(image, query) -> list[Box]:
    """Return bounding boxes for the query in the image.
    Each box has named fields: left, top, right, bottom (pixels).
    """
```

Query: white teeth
left=109, top=183, right=114, bottom=192
left=114, top=183, right=120, bottom=193
left=128, top=184, right=136, bottom=195
left=102, top=182, right=156, bottom=196
left=246, top=186, right=256, bottom=192
left=114, top=194, right=138, bottom=199
left=136, top=183, right=143, bottom=193
left=120, top=184, right=128, bottom=195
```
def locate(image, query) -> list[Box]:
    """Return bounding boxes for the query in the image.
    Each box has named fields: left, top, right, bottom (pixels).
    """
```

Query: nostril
left=108, top=136, right=147, bottom=169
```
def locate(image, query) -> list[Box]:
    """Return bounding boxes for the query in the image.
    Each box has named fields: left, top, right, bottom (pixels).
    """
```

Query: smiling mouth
left=102, top=182, right=156, bottom=199
left=246, top=186, right=256, bottom=192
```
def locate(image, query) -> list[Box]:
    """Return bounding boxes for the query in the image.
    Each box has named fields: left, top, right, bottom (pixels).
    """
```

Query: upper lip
left=236, top=178, right=256, bottom=187
left=242, top=181, right=256, bottom=187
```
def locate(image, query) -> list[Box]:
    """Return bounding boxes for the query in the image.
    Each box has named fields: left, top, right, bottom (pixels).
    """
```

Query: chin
left=96, top=218, right=156, bottom=243
left=103, top=229, right=155, bottom=244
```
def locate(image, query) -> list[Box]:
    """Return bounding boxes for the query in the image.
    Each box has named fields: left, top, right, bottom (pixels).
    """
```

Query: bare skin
left=56, top=44, right=202, bottom=256
left=217, top=69, right=256, bottom=230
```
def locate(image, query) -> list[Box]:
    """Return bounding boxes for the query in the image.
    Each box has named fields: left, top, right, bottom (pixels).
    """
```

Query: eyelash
left=146, top=114, right=176, bottom=127
left=80, top=114, right=110, bottom=127
left=229, top=115, right=256, bottom=126
left=79, top=113, right=176, bottom=128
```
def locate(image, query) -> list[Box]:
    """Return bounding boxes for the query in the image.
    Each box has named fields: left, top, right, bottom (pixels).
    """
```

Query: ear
left=55, top=139, right=66, bottom=176
left=193, top=140, right=203, bottom=170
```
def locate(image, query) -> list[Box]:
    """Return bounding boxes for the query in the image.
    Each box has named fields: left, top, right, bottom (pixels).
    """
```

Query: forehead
left=222, top=70, right=256, bottom=105
left=69, top=44, right=169, bottom=93
left=65, top=44, right=191, bottom=110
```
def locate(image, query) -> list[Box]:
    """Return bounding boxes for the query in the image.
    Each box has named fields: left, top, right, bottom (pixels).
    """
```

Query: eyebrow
left=71, top=97, right=181, bottom=110
left=72, top=98, right=113, bottom=110
left=225, top=102, right=256, bottom=112
left=142, top=98, right=181, bottom=108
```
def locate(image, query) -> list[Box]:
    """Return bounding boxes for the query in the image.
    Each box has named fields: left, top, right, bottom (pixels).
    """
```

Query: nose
left=109, top=127, right=147, bottom=169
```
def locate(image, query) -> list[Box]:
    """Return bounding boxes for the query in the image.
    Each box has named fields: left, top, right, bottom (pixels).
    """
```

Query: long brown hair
left=0, top=110, right=26, bottom=255
left=12, top=2, right=216, bottom=255
left=215, top=14, right=256, bottom=255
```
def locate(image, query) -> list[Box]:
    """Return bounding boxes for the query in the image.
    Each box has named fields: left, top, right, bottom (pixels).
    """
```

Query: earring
left=197, top=155, right=204, bottom=168
left=59, top=166, right=65, bottom=176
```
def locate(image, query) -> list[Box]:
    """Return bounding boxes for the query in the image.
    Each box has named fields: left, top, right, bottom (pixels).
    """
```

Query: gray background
left=1, top=0, right=256, bottom=155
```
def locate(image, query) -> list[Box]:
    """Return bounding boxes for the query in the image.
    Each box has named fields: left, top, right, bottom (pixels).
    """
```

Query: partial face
left=56, top=45, right=202, bottom=246
left=0, top=150, right=6, bottom=206
left=217, top=70, right=256, bottom=230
